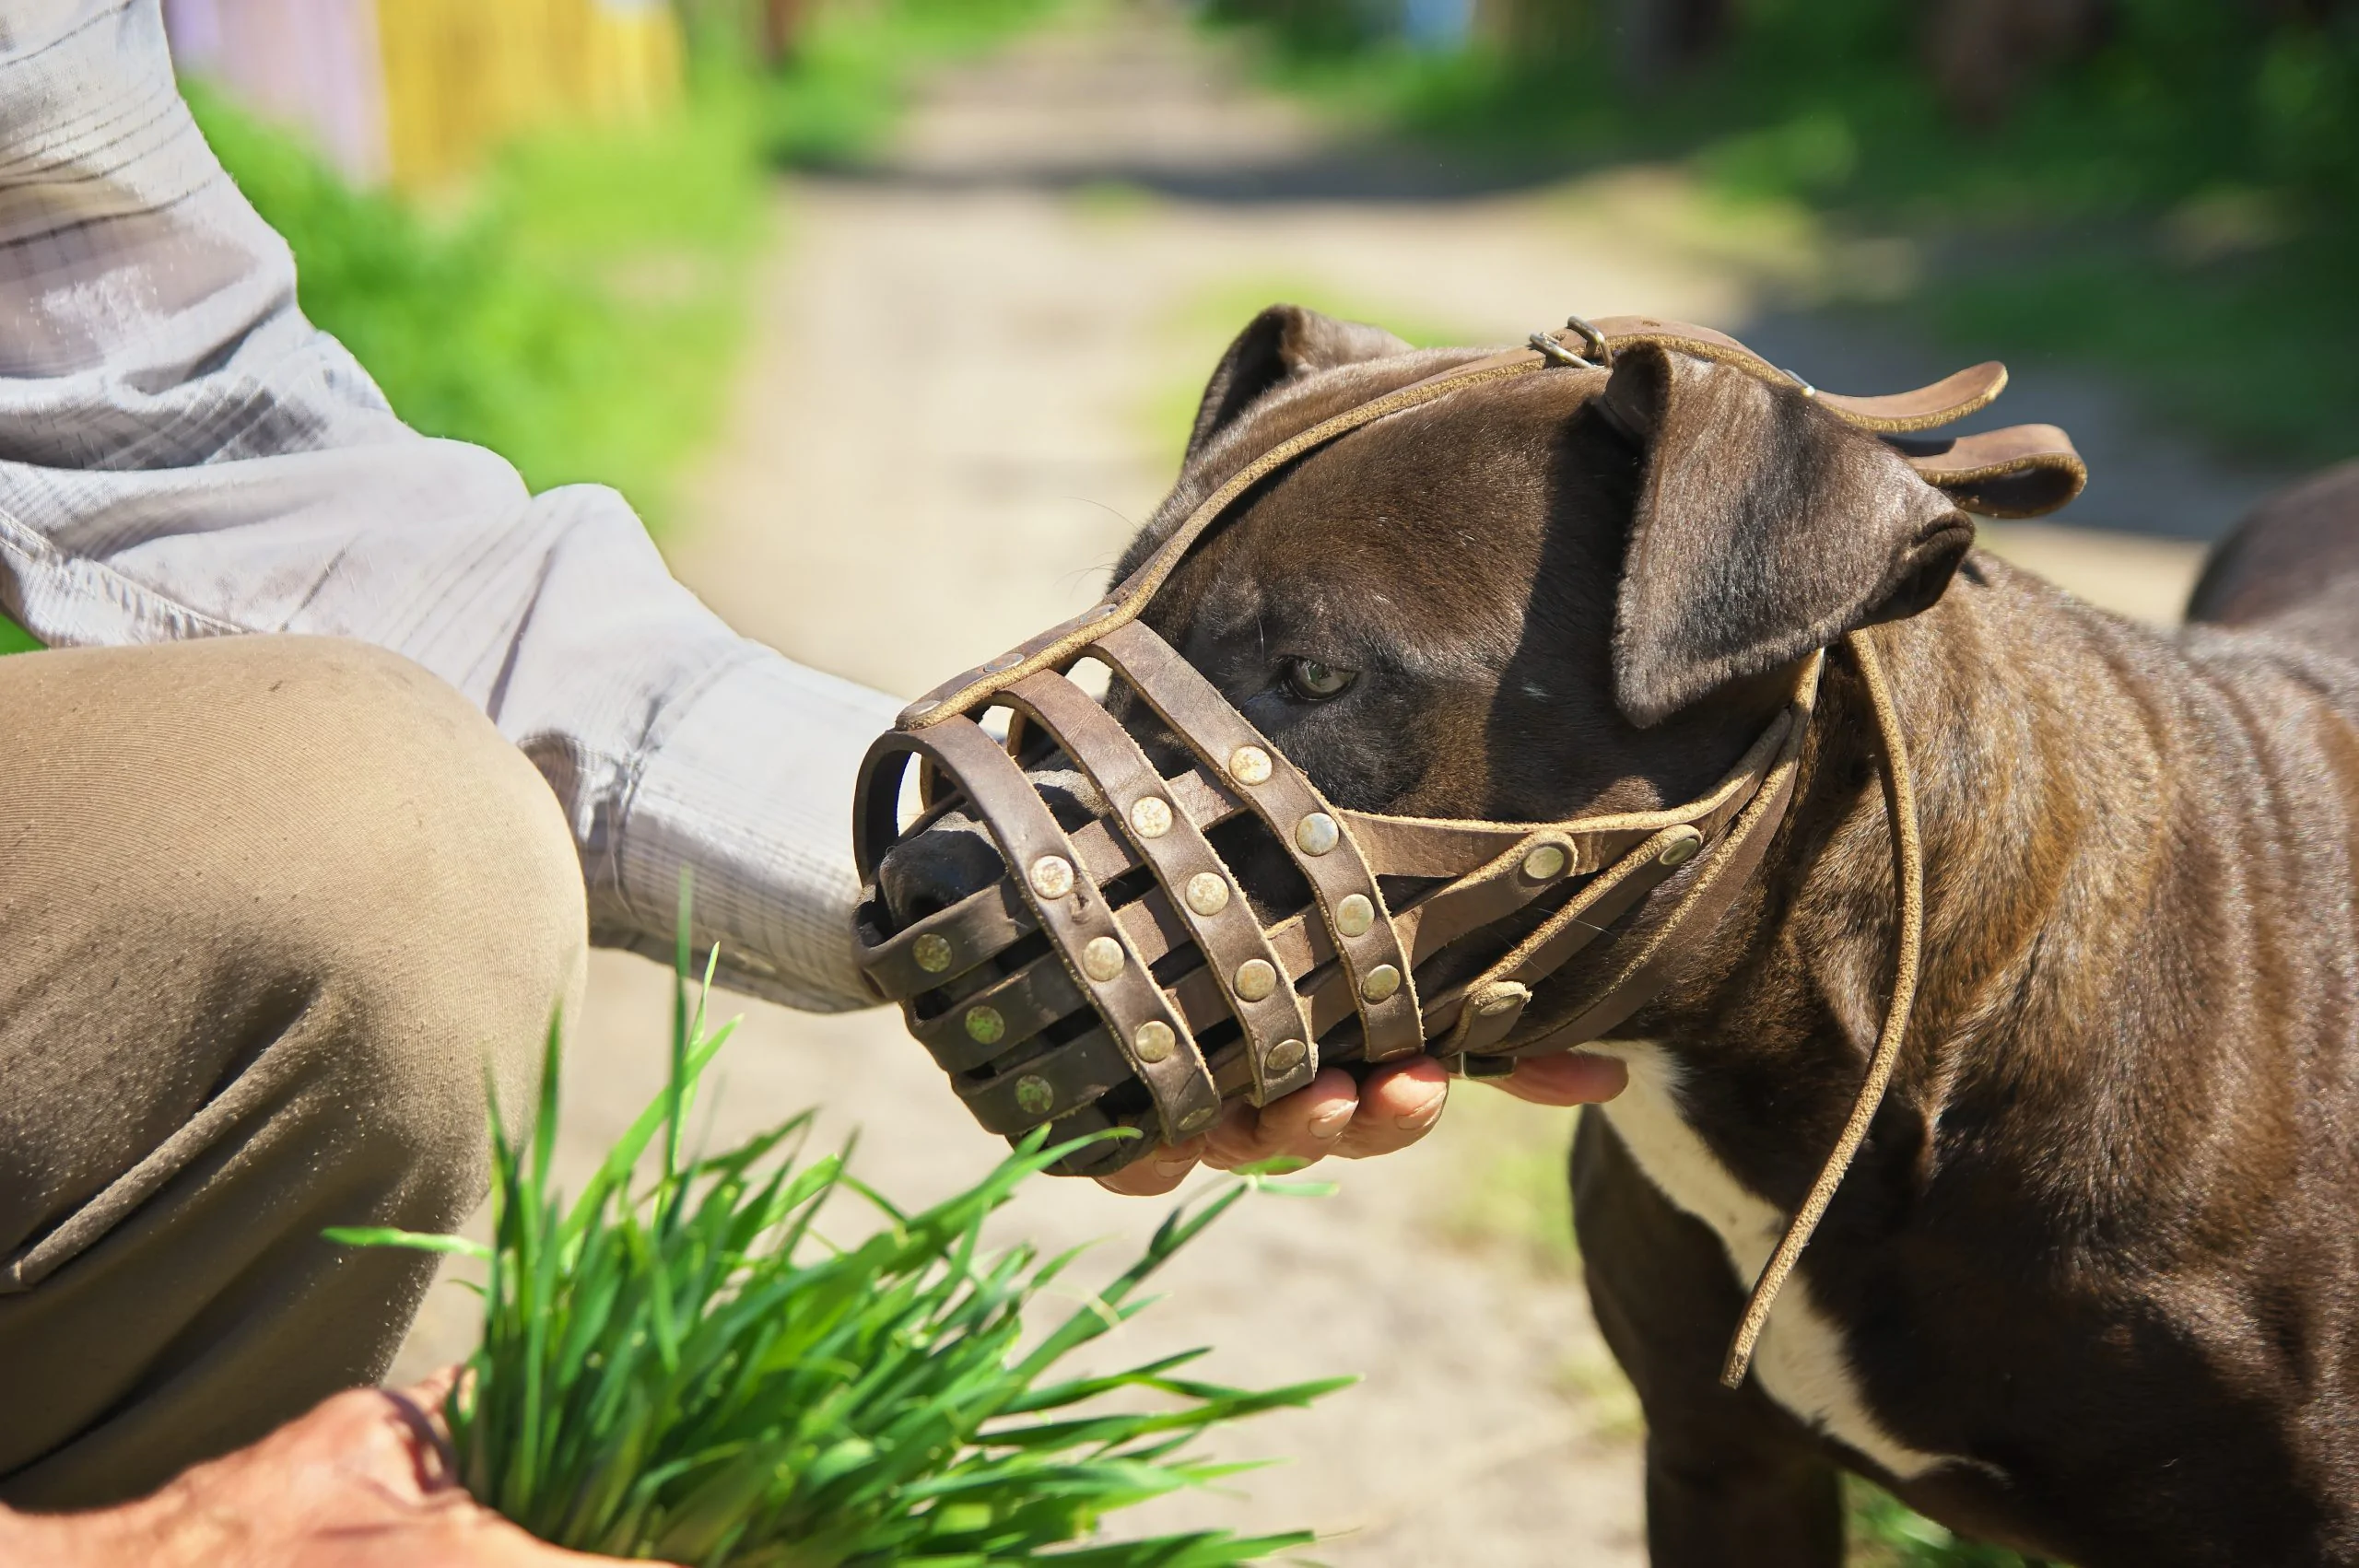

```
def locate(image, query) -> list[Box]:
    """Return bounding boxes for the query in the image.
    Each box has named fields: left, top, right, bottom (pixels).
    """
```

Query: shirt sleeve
left=0, top=0, right=900, bottom=1011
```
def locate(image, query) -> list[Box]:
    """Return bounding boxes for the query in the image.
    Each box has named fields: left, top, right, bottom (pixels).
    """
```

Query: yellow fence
left=375, top=0, right=685, bottom=190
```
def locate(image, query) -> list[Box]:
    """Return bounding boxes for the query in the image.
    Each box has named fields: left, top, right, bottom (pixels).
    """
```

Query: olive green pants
left=0, top=637, right=587, bottom=1510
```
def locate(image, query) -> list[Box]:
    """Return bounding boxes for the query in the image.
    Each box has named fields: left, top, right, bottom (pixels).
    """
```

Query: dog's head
left=878, top=304, right=1973, bottom=930
left=862, top=307, right=1986, bottom=1168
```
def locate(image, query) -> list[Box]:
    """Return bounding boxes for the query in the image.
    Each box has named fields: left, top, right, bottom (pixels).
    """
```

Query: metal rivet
left=1361, top=963, right=1402, bottom=1003
left=1296, top=812, right=1340, bottom=856
left=1234, top=958, right=1277, bottom=1001
left=1081, top=935, right=1125, bottom=982
left=965, top=1004, right=1005, bottom=1044
left=912, top=933, right=954, bottom=973
left=1029, top=854, right=1075, bottom=899
left=1015, top=1074, right=1054, bottom=1115
left=1267, top=1037, right=1309, bottom=1074
left=1129, top=796, right=1173, bottom=838
left=1522, top=843, right=1568, bottom=881
left=1133, top=1020, right=1177, bottom=1063
left=1184, top=872, right=1231, bottom=917
left=1228, top=745, right=1273, bottom=786
left=1657, top=827, right=1705, bottom=869
left=1334, top=892, right=1375, bottom=938
left=1180, top=1104, right=1219, bottom=1132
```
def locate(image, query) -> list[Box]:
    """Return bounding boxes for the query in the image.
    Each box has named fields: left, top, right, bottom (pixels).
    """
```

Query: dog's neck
left=1625, top=548, right=2254, bottom=1229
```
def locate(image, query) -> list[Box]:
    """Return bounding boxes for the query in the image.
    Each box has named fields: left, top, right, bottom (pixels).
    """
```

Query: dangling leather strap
left=1720, top=627, right=1925, bottom=1387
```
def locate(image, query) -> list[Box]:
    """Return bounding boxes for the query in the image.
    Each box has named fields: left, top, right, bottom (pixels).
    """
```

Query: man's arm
left=0, top=0, right=896, bottom=1008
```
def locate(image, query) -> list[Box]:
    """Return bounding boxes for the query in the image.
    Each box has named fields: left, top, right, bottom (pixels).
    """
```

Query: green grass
left=755, top=0, right=1065, bottom=168
left=332, top=900, right=1339, bottom=1565
left=187, top=77, right=770, bottom=533
left=1208, top=0, right=2359, bottom=467
left=1848, top=1480, right=2046, bottom=1567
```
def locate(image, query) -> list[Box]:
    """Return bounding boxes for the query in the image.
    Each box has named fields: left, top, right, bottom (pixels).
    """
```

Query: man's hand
left=1097, top=1048, right=1629, bottom=1197
left=1, top=1370, right=661, bottom=1568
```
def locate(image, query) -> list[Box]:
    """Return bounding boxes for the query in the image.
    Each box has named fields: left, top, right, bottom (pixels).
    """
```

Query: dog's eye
left=1284, top=658, right=1356, bottom=700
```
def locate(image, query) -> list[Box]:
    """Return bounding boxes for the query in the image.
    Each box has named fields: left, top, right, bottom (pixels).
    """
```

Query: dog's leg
left=1573, top=1107, right=1846, bottom=1568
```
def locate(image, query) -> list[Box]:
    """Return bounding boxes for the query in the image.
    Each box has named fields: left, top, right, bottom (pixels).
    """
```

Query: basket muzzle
left=851, top=314, right=2083, bottom=1176
left=851, top=609, right=1815, bottom=1176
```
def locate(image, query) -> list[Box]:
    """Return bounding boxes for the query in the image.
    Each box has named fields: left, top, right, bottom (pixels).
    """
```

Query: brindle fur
left=877, top=308, right=2359, bottom=1566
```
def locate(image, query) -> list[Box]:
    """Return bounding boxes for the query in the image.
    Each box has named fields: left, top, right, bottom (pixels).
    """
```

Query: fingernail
left=1310, top=1102, right=1354, bottom=1139
left=1394, top=1093, right=1447, bottom=1132
left=1153, top=1155, right=1196, bottom=1179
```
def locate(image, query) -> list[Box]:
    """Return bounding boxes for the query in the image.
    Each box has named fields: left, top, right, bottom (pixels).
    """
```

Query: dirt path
left=398, top=6, right=2285, bottom=1560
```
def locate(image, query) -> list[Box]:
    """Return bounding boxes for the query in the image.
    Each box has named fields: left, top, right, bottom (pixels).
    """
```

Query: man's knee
left=198, top=637, right=590, bottom=1202
left=0, top=635, right=588, bottom=1237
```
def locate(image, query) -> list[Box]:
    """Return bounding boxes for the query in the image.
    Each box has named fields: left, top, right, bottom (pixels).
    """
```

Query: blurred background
left=168, top=1, right=2355, bottom=1564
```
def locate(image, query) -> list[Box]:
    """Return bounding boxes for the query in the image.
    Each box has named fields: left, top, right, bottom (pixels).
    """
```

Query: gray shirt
left=0, top=0, right=900, bottom=1011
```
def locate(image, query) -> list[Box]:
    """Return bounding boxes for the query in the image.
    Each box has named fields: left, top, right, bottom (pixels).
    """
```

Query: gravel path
left=397, top=6, right=2283, bottom=1560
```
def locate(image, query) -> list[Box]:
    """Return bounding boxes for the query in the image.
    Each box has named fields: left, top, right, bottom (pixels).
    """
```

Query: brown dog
left=875, top=307, right=2359, bottom=1567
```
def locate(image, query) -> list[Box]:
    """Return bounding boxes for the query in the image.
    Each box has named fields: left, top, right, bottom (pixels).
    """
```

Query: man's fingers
left=1203, top=1069, right=1358, bottom=1169
left=1094, top=1134, right=1207, bottom=1196
left=1332, top=1057, right=1449, bottom=1159
left=1496, top=1050, right=1629, bottom=1106
left=1089, top=1051, right=1624, bottom=1195
left=397, top=1365, right=464, bottom=1412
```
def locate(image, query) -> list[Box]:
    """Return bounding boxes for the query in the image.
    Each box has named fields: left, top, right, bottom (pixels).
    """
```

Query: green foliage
left=1848, top=1479, right=2048, bottom=1567
left=1211, top=0, right=2359, bottom=465
left=329, top=912, right=1339, bottom=1566
left=755, top=0, right=1063, bottom=167
left=187, top=79, right=769, bottom=530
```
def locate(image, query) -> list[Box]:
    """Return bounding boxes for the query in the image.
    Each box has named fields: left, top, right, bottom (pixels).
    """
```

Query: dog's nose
left=875, top=766, right=1109, bottom=932
left=877, top=816, right=1008, bottom=932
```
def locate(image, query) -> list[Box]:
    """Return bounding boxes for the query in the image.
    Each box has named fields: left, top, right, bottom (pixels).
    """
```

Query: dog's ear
left=1186, top=304, right=1414, bottom=462
left=1598, top=343, right=1976, bottom=728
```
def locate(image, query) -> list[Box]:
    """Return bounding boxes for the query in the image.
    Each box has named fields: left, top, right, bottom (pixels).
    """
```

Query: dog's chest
left=1590, top=1042, right=1957, bottom=1481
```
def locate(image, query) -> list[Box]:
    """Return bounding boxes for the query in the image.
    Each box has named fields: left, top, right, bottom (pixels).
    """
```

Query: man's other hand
left=1096, top=1048, right=1629, bottom=1197
left=0, top=1370, right=663, bottom=1567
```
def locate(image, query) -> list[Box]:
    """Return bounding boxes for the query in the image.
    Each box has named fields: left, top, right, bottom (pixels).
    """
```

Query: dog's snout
left=877, top=818, right=1007, bottom=932
left=876, top=766, right=1110, bottom=933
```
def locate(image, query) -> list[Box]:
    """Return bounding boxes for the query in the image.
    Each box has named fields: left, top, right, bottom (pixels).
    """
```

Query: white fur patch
left=1589, top=1041, right=1959, bottom=1480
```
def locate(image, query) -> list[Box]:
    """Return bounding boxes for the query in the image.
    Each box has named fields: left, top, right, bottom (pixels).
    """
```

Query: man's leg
left=0, top=636, right=588, bottom=1509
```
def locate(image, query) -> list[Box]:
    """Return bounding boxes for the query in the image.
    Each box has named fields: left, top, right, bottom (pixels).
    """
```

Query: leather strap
left=1094, top=619, right=1427, bottom=1060
left=1720, top=629, right=1925, bottom=1387
left=1886, top=424, right=2088, bottom=517
left=1579, top=316, right=2010, bottom=433
left=1524, top=724, right=1803, bottom=1052
left=1427, top=682, right=1810, bottom=1071
left=1009, top=668, right=1320, bottom=1103
left=908, top=720, right=1220, bottom=1144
